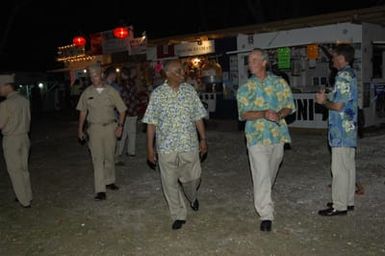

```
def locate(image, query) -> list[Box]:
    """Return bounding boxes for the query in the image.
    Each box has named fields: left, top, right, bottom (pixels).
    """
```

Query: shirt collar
left=7, top=91, right=18, bottom=99
left=338, top=65, right=351, bottom=71
left=163, top=81, right=186, bottom=91
left=251, top=72, right=273, bottom=83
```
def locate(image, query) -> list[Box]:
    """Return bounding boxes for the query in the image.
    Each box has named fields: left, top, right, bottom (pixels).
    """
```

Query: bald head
left=164, top=60, right=181, bottom=73
left=164, top=60, right=185, bottom=86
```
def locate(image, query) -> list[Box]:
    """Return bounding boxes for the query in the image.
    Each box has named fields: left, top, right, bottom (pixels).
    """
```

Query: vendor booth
left=230, top=22, right=385, bottom=128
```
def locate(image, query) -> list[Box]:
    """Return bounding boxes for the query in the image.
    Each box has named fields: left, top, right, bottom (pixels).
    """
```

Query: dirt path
left=0, top=117, right=384, bottom=256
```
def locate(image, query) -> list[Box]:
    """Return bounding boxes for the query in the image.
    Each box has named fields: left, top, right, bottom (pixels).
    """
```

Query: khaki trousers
left=331, top=147, right=356, bottom=211
left=247, top=143, right=284, bottom=221
left=88, top=123, right=117, bottom=193
left=116, top=115, right=137, bottom=156
left=3, top=134, right=32, bottom=206
left=158, top=150, right=202, bottom=221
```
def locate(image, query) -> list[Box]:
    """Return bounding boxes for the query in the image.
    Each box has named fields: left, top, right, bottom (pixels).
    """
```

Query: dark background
left=1, top=0, right=384, bottom=71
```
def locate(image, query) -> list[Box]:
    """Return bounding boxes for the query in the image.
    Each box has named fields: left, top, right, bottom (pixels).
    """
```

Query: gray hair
left=251, top=48, right=269, bottom=62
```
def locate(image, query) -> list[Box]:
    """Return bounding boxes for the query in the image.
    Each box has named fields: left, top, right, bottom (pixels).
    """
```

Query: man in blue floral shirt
left=316, top=44, right=358, bottom=217
left=237, top=49, right=295, bottom=232
left=143, top=60, right=207, bottom=230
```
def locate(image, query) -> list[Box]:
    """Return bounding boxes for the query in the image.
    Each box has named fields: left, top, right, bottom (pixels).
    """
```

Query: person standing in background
left=116, top=67, right=139, bottom=159
left=316, top=44, right=358, bottom=217
left=0, top=75, right=32, bottom=208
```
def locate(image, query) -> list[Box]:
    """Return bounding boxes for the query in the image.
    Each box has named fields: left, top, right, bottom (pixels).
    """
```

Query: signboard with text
left=130, top=37, right=147, bottom=55
left=288, top=93, right=328, bottom=129
left=175, top=40, right=215, bottom=57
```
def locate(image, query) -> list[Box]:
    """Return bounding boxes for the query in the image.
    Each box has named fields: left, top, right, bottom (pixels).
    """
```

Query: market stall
left=230, top=22, right=385, bottom=128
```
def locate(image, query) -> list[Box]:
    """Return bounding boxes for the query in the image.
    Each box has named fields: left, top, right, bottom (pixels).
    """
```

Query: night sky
left=1, top=0, right=384, bottom=72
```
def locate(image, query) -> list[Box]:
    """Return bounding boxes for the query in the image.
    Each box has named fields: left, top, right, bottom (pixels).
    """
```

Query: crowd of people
left=0, top=44, right=359, bottom=232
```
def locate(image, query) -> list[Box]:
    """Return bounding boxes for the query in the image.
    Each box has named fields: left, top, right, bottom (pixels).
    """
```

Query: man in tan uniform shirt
left=0, top=77, right=32, bottom=208
left=76, top=64, right=127, bottom=200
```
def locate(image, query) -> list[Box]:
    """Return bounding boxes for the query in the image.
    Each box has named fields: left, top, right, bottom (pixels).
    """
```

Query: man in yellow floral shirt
left=143, top=60, right=208, bottom=230
left=237, top=49, right=295, bottom=232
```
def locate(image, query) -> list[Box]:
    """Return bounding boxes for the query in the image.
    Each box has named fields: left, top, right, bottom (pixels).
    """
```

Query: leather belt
left=89, top=120, right=116, bottom=127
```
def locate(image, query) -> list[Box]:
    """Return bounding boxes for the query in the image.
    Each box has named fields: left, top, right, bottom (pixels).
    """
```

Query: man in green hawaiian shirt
left=237, top=48, right=295, bottom=232
left=143, top=60, right=208, bottom=230
left=316, top=44, right=358, bottom=217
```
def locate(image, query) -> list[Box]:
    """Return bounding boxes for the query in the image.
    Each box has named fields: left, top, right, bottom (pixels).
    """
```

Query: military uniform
left=0, top=91, right=32, bottom=207
left=76, top=85, right=127, bottom=193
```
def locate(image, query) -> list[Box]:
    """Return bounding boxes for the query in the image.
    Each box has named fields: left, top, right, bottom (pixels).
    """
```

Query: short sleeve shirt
left=237, top=73, right=295, bottom=147
left=0, top=92, right=31, bottom=136
left=142, top=82, right=207, bottom=153
left=76, top=84, right=127, bottom=124
left=328, top=66, right=358, bottom=148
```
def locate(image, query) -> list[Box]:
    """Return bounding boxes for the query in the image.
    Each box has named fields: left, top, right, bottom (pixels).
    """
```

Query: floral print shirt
left=142, top=82, right=207, bottom=153
left=237, top=73, right=295, bottom=147
left=328, top=65, right=357, bottom=148
left=120, top=79, right=139, bottom=117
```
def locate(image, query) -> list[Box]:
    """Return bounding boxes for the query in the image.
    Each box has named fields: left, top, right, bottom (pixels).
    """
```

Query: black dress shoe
left=190, top=199, right=199, bottom=211
left=94, top=192, right=106, bottom=200
left=172, top=220, right=186, bottom=230
left=326, top=202, right=354, bottom=211
left=115, top=161, right=125, bottom=166
left=347, top=205, right=355, bottom=211
left=260, top=220, right=272, bottom=232
left=106, top=184, right=119, bottom=190
left=318, top=208, right=347, bottom=216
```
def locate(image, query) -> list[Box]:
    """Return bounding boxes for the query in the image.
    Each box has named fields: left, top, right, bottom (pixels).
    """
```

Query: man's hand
left=115, top=126, right=123, bottom=138
left=199, top=139, right=208, bottom=158
left=315, top=89, right=327, bottom=105
left=264, top=110, right=280, bottom=122
left=78, top=130, right=86, bottom=141
left=147, top=148, right=157, bottom=165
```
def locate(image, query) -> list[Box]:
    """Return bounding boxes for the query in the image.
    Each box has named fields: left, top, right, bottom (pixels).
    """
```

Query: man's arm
left=115, top=111, right=126, bottom=138
left=322, top=101, right=344, bottom=112
left=146, top=124, right=157, bottom=164
left=315, top=90, right=344, bottom=112
left=241, top=111, right=266, bottom=121
left=265, top=107, right=293, bottom=122
left=196, top=119, right=208, bottom=157
left=78, top=111, right=87, bottom=139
